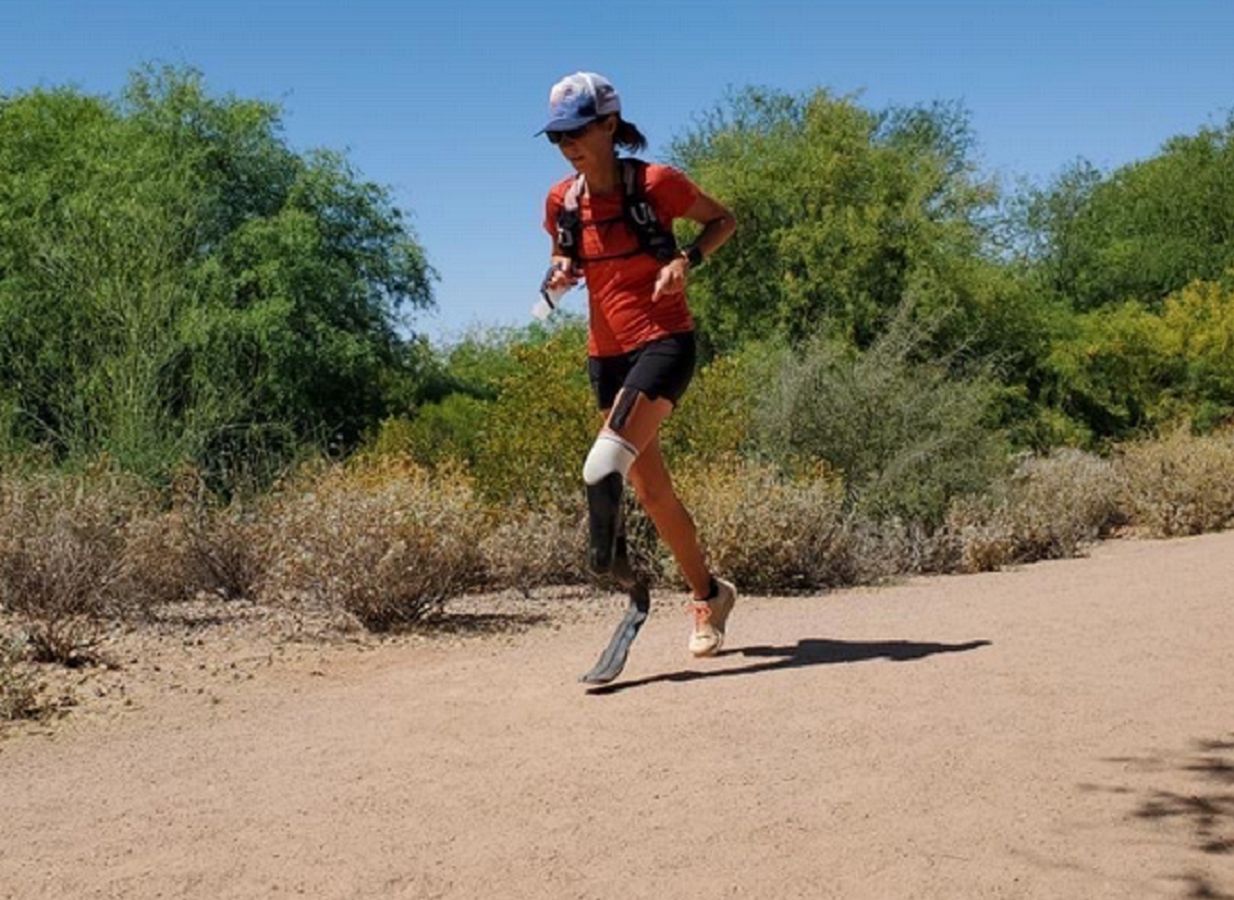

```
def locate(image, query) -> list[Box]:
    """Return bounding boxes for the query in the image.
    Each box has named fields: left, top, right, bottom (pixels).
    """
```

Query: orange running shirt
left=543, top=163, right=700, bottom=356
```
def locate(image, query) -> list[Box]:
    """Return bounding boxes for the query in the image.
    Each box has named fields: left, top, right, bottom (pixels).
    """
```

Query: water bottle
left=531, top=264, right=576, bottom=321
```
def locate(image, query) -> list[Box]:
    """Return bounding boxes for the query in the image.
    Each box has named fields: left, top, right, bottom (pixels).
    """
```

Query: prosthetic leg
left=580, top=527, right=651, bottom=685
left=581, top=390, right=640, bottom=575
left=580, top=390, right=649, bottom=685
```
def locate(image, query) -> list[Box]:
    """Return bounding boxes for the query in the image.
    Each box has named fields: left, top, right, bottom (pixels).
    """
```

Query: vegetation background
left=4, top=67, right=1234, bottom=717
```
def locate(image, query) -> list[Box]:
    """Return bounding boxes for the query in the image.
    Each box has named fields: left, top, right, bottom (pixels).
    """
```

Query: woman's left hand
left=652, top=256, right=688, bottom=302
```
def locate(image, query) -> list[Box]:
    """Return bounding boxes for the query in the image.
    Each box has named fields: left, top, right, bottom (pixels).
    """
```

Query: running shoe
left=688, top=577, right=737, bottom=657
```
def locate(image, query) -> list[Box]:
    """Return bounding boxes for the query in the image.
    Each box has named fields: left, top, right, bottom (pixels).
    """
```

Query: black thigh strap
left=609, top=388, right=640, bottom=431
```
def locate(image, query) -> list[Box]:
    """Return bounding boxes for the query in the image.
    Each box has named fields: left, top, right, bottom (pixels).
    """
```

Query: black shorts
left=588, top=331, right=697, bottom=411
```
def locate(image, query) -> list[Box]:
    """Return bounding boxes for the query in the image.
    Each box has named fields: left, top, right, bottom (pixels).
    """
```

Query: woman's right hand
left=545, top=256, right=581, bottom=292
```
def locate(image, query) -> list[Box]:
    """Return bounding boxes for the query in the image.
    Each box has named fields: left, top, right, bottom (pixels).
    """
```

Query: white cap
left=538, top=72, right=622, bottom=134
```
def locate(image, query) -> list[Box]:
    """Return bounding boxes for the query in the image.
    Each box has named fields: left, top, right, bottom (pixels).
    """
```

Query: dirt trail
left=3, top=532, right=1233, bottom=899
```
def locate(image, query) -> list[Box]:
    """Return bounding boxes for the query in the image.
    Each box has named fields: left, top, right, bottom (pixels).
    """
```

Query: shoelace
left=689, top=600, right=712, bottom=628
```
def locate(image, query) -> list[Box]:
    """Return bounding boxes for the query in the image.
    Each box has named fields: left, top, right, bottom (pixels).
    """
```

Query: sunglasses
left=546, top=119, right=600, bottom=145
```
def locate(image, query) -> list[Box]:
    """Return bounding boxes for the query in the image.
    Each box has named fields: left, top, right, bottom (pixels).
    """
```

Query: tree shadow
left=586, top=637, right=991, bottom=695
left=1088, top=734, right=1234, bottom=897
left=1170, top=872, right=1234, bottom=900
left=1124, top=736, right=1234, bottom=858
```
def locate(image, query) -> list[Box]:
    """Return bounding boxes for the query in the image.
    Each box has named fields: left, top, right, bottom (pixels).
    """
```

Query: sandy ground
left=1, top=532, right=1232, bottom=899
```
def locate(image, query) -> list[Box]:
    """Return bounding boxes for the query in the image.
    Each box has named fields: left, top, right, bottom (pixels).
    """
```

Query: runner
left=537, top=72, right=739, bottom=682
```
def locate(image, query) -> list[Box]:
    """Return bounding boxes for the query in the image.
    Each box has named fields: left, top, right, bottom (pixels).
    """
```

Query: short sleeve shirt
left=544, top=163, right=700, bottom=357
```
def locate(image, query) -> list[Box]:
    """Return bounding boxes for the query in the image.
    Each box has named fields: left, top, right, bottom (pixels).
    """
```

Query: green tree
left=669, top=87, right=998, bottom=354
left=1043, top=279, right=1234, bottom=440
left=1017, top=118, right=1234, bottom=310
left=0, top=66, right=434, bottom=483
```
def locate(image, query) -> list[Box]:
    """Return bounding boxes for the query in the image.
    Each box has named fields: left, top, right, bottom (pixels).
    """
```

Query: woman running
left=538, top=72, right=739, bottom=672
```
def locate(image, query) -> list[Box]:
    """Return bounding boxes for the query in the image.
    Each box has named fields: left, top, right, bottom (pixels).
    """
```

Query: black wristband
left=684, top=245, right=704, bottom=269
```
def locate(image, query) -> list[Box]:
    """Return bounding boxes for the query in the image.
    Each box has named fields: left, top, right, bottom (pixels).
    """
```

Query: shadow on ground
left=1082, top=734, right=1234, bottom=898
left=587, top=637, right=990, bottom=695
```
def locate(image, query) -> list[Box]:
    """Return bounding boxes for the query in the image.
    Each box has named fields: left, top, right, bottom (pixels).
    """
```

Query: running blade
left=580, top=587, right=650, bottom=685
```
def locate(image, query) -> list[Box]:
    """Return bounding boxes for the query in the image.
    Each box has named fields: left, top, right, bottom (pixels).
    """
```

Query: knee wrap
left=583, top=432, right=637, bottom=485
left=583, top=432, right=638, bottom=574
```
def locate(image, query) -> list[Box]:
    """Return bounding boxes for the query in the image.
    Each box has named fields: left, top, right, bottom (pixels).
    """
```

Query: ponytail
left=613, top=117, right=648, bottom=153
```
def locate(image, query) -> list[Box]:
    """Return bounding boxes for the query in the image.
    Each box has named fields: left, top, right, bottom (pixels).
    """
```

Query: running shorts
left=587, top=331, right=697, bottom=411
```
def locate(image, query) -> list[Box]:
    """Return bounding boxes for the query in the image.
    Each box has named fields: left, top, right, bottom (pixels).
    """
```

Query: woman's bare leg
left=626, top=437, right=711, bottom=599
left=597, top=390, right=711, bottom=599
left=593, top=389, right=735, bottom=659
left=597, top=389, right=672, bottom=452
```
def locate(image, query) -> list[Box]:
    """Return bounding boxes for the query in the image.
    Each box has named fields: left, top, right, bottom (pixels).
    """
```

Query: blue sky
left=3, top=0, right=1232, bottom=344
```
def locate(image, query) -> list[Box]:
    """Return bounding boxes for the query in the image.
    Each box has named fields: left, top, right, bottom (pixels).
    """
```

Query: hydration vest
left=555, top=158, right=679, bottom=266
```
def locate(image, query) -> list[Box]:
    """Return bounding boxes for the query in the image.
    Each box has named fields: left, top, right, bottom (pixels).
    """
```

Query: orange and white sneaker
left=688, top=577, right=738, bottom=657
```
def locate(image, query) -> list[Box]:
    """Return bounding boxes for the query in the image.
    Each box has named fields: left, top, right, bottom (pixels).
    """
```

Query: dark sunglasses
left=546, top=119, right=600, bottom=145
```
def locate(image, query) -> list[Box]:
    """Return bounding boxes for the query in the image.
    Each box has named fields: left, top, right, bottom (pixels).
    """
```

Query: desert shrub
left=1045, top=300, right=1179, bottom=440
left=942, top=448, right=1124, bottom=572
left=669, top=455, right=847, bottom=592
left=1042, top=279, right=1234, bottom=441
left=431, top=323, right=554, bottom=398
left=472, top=325, right=595, bottom=507
left=481, top=500, right=589, bottom=591
left=260, top=458, right=486, bottom=630
left=369, top=394, right=490, bottom=468
left=479, top=487, right=668, bottom=593
left=1159, top=279, right=1234, bottom=430
left=755, top=309, right=1009, bottom=526
left=0, top=464, right=155, bottom=662
left=0, top=631, right=41, bottom=721
left=118, top=468, right=264, bottom=607
left=1118, top=428, right=1234, bottom=536
left=661, top=342, right=774, bottom=465
left=823, top=516, right=962, bottom=581
left=186, top=502, right=264, bottom=601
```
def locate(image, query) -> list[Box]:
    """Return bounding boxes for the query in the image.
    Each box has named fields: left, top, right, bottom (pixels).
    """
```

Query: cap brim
left=534, top=114, right=599, bottom=136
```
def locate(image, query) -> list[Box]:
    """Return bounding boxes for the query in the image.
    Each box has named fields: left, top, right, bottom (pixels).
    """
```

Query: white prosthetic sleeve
left=583, top=432, right=637, bottom=485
